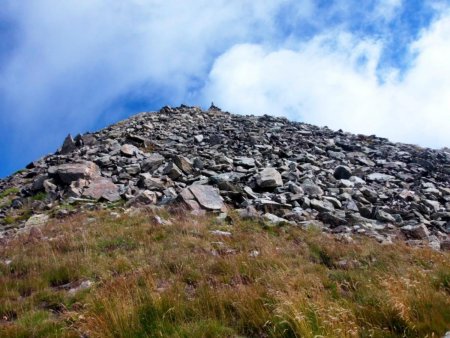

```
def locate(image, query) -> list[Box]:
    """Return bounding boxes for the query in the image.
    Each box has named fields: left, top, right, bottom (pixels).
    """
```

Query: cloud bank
left=0, top=0, right=449, bottom=177
left=203, top=10, right=450, bottom=147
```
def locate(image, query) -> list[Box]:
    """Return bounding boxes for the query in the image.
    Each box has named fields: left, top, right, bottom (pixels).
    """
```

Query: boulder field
left=1, top=105, right=449, bottom=249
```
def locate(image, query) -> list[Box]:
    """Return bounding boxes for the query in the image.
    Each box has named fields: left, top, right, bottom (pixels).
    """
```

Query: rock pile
left=1, top=105, right=449, bottom=249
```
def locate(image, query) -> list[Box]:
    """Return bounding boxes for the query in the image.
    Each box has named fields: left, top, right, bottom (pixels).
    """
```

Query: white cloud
left=201, top=10, right=450, bottom=148
left=0, top=0, right=292, bottom=162
left=374, top=0, right=403, bottom=21
left=0, top=0, right=448, bottom=176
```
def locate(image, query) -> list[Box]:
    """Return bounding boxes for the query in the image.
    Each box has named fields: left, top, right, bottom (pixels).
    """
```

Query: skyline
left=1, top=0, right=450, bottom=178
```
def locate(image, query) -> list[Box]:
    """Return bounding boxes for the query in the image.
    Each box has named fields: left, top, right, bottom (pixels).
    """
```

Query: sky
left=1, top=0, right=450, bottom=178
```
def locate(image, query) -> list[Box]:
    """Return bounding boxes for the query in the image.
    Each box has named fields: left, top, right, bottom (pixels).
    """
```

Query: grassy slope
left=0, top=209, right=449, bottom=338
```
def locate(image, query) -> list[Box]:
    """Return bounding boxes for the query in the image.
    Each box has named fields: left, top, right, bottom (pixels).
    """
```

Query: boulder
left=173, top=155, right=193, bottom=174
left=60, top=134, right=76, bottom=154
left=333, top=165, right=352, bottom=180
left=120, top=144, right=139, bottom=157
left=401, top=224, right=429, bottom=239
left=48, top=161, right=101, bottom=184
left=256, top=168, right=283, bottom=188
left=188, top=185, right=225, bottom=211
left=163, top=162, right=183, bottom=180
left=83, top=177, right=121, bottom=202
left=25, top=214, right=49, bottom=227
left=141, top=153, right=165, bottom=172
left=301, top=179, right=323, bottom=196
left=375, top=209, right=396, bottom=223
left=234, top=157, right=256, bottom=168
left=126, top=190, right=157, bottom=206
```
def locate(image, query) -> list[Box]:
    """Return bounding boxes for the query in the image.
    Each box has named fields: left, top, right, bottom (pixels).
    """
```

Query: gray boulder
left=188, top=184, right=225, bottom=211
left=49, top=161, right=101, bottom=184
left=257, top=168, right=283, bottom=188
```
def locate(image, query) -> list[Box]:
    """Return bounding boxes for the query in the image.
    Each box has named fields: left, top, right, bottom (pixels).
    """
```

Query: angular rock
left=256, top=168, right=283, bottom=188
left=301, top=179, right=323, bottom=196
left=120, top=144, right=139, bottom=157
left=375, top=209, right=396, bottom=223
left=318, top=212, right=347, bottom=227
left=48, top=161, right=101, bottom=184
left=138, top=173, right=165, bottom=191
left=126, top=190, right=157, bottom=206
left=60, top=134, right=76, bottom=154
left=141, top=153, right=165, bottom=172
left=25, top=214, right=49, bottom=227
left=234, top=157, right=256, bottom=168
left=310, top=199, right=334, bottom=213
left=173, top=155, right=193, bottom=174
left=83, top=177, right=121, bottom=202
left=401, top=224, right=429, bottom=239
left=263, top=213, right=290, bottom=225
left=188, top=185, right=225, bottom=211
left=124, top=164, right=141, bottom=175
left=163, top=162, right=183, bottom=180
left=194, top=135, right=204, bottom=143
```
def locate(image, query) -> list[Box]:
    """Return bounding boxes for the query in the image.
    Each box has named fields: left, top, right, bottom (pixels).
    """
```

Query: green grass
left=31, top=192, right=47, bottom=201
left=0, top=209, right=449, bottom=337
left=0, top=187, right=19, bottom=199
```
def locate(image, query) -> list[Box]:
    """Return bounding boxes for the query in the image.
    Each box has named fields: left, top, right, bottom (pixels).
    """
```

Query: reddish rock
left=83, top=177, right=120, bottom=202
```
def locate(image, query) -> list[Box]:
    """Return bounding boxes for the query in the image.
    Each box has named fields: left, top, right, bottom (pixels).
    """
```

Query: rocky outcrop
left=1, top=104, right=449, bottom=249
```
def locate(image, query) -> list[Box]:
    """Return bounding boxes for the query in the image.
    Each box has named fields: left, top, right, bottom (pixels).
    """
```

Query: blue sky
left=1, top=0, right=450, bottom=178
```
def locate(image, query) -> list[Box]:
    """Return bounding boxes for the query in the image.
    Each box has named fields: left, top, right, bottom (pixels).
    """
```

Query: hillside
left=1, top=209, right=449, bottom=337
left=0, top=105, right=450, bottom=337
left=1, top=105, right=449, bottom=248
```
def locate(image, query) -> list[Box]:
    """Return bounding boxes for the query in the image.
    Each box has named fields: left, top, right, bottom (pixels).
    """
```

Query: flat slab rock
left=49, top=161, right=100, bottom=184
left=83, top=177, right=120, bottom=202
left=188, top=185, right=225, bottom=211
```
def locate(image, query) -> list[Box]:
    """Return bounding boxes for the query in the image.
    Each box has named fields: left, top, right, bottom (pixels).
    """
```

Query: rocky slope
left=1, top=105, right=449, bottom=249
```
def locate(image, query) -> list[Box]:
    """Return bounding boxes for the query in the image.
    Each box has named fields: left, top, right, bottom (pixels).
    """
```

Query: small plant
left=45, top=266, right=72, bottom=287
left=31, top=192, right=47, bottom=201
left=13, top=169, right=26, bottom=175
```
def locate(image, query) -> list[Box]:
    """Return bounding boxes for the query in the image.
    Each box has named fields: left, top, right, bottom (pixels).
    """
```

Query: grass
left=31, top=192, right=47, bottom=201
left=0, top=209, right=449, bottom=337
left=0, top=187, right=19, bottom=199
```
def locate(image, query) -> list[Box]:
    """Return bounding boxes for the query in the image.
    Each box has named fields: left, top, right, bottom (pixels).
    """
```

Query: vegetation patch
left=0, top=210, right=449, bottom=337
left=0, top=187, right=19, bottom=199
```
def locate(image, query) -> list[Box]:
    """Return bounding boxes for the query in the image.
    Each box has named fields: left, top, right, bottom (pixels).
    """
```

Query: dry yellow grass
left=0, top=208, right=449, bottom=337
